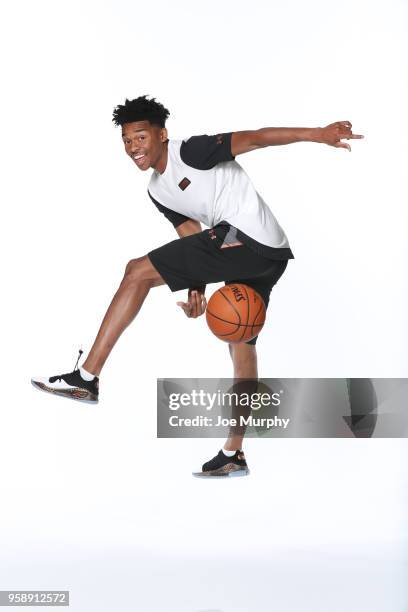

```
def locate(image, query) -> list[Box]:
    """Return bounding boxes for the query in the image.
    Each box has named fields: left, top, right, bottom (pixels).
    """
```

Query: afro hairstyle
left=112, top=95, right=170, bottom=128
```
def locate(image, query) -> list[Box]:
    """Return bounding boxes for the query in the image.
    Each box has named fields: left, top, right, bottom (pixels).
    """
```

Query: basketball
left=205, top=284, right=266, bottom=343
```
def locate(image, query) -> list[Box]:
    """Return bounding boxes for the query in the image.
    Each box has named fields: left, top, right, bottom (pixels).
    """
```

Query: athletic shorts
left=147, top=222, right=290, bottom=345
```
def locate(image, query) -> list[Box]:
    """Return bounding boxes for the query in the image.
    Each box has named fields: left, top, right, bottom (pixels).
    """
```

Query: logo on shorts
left=178, top=177, right=191, bottom=191
left=216, top=134, right=223, bottom=145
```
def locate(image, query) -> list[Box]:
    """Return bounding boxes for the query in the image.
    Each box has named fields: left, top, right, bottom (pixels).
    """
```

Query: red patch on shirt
left=178, top=177, right=191, bottom=191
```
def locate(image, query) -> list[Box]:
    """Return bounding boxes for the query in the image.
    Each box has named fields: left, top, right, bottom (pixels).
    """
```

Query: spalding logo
left=230, top=286, right=246, bottom=302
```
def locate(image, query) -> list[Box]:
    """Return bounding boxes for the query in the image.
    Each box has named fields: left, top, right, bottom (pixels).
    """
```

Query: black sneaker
left=31, top=349, right=99, bottom=404
left=192, top=449, right=250, bottom=478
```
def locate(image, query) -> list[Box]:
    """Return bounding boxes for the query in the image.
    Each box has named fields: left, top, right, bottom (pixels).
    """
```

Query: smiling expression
left=121, top=120, right=168, bottom=174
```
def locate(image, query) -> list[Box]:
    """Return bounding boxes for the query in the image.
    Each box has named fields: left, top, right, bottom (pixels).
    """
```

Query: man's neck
left=154, top=140, right=169, bottom=175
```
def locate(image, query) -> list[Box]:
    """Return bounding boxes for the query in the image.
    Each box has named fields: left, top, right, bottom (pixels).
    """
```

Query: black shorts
left=147, top=223, right=290, bottom=345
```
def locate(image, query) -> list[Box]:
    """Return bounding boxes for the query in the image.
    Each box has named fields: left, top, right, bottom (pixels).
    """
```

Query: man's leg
left=82, top=255, right=165, bottom=376
left=194, top=342, right=257, bottom=476
left=223, top=342, right=258, bottom=452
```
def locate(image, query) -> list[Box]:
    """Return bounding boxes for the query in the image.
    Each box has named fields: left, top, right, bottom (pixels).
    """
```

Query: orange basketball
left=206, top=284, right=266, bottom=343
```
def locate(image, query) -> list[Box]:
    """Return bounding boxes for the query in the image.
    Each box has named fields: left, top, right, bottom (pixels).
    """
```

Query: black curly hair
left=112, top=95, right=170, bottom=128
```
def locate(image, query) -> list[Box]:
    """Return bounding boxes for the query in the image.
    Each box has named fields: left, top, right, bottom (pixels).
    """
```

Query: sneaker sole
left=31, top=380, right=98, bottom=404
left=192, top=464, right=250, bottom=478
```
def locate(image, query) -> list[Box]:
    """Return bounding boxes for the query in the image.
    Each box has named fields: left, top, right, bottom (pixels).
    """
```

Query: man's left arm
left=231, top=121, right=364, bottom=154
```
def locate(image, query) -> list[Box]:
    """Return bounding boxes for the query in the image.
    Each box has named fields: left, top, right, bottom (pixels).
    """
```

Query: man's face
left=121, top=120, right=167, bottom=171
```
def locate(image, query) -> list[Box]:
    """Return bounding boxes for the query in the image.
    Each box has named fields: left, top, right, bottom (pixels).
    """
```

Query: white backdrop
left=0, top=1, right=407, bottom=610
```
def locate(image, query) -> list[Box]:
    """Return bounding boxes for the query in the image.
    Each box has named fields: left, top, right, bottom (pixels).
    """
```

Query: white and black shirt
left=147, top=132, right=294, bottom=260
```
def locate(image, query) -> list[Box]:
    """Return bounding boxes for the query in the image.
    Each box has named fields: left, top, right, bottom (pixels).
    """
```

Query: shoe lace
left=205, top=450, right=225, bottom=470
left=73, top=348, right=83, bottom=371
left=49, top=348, right=83, bottom=383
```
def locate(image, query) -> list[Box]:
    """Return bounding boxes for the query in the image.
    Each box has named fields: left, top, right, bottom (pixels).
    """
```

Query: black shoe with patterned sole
left=31, top=350, right=99, bottom=404
left=192, top=449, right=250, bottom=478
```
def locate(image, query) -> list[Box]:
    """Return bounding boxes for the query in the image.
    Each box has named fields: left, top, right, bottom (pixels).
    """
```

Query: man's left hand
left=317, top=121, right=364, bottom=151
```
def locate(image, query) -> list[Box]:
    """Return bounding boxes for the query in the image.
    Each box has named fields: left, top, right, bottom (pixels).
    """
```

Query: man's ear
left=160, top=127, right=168, bottom=143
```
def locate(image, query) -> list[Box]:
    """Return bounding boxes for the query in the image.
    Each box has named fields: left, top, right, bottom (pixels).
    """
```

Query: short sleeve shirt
left=147, top=133, right=294, bottom=260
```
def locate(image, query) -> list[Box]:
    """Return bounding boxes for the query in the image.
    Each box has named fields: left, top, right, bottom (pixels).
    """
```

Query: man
left=31, top=95, right=364, bottom=477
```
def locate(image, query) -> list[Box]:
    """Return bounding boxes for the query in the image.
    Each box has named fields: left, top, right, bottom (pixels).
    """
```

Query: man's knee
left=123, top=255, right=151, bottom=286
left=124, top=256, right=144, bottom=278
left=123, top=255, right=164, bottom=288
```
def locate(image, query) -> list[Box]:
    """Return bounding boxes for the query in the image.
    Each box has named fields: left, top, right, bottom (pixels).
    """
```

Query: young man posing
left=32, top=95, right=363, bottom=477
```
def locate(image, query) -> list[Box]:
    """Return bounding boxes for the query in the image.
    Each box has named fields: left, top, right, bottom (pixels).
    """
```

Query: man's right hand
left=177, top=289, right=207, bottom=318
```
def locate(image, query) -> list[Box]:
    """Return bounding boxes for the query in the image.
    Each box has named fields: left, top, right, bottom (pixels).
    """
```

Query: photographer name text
left=168, top=415, right=290, bottom=429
